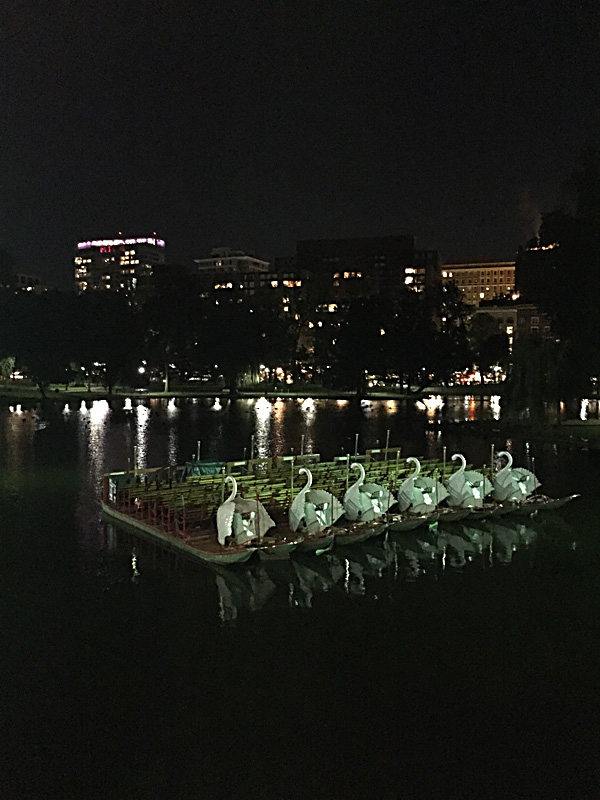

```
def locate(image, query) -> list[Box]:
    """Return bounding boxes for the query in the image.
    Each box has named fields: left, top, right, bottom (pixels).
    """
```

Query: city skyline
left=2, top=1, right=598, bottom=287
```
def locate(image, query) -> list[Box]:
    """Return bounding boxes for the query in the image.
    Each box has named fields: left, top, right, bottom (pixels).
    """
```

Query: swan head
left=406, top=456, right=421, bottom=478
left=451, top=453, right=466, bottom=472
left=496, top=450, right=513, bottom=471
left=350, top=462, right=366, bottom=484
left=299, top=467, right=312, bottom=489
left=224, top=475, right=237, bottom=502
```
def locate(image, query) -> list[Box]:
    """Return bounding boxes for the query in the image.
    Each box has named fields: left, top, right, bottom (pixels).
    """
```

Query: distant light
left=138, top=366, right=145, bottom=374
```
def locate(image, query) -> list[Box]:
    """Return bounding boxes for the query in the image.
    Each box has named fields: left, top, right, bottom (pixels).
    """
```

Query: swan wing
left=512, top=467, right=541, bottom=496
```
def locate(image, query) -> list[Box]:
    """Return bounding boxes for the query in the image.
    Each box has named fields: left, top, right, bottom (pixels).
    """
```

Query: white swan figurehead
left=343, top=463, right=375, bottom=521
left=290, top=467, right=344, bottom=535
left=397, top=456, right=449, bottom=513
left=217, top=476, right=238, bottom=545
left=289, top=467, right=312, bottom=532
left=493, top=450, right=540, bottom=502
left=446, top=453, right=492, bottom=508
left=217, top=475, right=275, bottom=545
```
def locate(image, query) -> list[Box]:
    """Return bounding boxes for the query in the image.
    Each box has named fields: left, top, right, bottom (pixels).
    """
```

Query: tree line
left=0, top=268, right=509, bottom=396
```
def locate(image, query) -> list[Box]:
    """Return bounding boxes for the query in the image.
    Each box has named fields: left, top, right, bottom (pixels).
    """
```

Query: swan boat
left=332, top=463, right=394, bottom=545
left=101, top=491, right=257, bottom=566
left=492, top=451, right=580, bottom=516
left=217, top=476, right=302, bottom=560
left=443, top=453, right=496, bottom=521
left=289, top=467, right=342, bottom=554
left=387, top=457, right=447, bottom=532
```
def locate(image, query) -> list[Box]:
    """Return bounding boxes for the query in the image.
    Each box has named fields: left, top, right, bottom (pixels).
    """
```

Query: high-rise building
left=296, top=235, right=440, bottom=299
left=194, top=247, right=270, bottom=277
left=74, top=236, right=166, bottom=293
left=442, top=260, right=516, bottom=305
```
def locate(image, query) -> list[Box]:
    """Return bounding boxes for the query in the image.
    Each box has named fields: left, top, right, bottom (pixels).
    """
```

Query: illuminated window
left=271, top=280, right=278, bottom=288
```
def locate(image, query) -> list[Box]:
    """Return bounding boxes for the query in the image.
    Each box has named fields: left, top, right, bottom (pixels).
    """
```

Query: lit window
left=271, top=280, right=278, bottom=288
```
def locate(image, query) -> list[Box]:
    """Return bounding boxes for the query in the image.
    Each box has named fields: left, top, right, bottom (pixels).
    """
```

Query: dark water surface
left=1, top=397, right=599, bottom=799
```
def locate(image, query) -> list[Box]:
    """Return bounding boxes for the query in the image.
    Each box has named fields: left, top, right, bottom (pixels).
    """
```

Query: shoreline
left=0, top=382, right=504, bottom=403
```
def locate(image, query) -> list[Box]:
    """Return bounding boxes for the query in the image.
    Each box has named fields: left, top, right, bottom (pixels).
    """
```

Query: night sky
left=2, top=0, right=598, bottom=287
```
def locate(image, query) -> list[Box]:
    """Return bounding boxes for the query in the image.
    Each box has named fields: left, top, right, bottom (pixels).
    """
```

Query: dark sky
left=2, top=0, right=599, bottom=287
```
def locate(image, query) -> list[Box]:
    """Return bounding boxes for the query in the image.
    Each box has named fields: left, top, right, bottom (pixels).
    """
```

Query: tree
left=516, top=146, right=600, bottom=398
left=0, top=355, right=15, bottom=379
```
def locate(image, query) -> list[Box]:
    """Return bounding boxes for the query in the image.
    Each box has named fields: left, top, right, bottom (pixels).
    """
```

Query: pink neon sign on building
left=77, top=237, right=166, bottom=250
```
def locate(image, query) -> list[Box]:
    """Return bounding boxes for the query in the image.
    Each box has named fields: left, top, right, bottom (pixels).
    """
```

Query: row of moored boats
left=211, top=451, right=578, bottom=563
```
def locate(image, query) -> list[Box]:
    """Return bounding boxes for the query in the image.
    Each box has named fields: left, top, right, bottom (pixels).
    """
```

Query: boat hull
left=437, top=507, right=472, bottom=524
left=387, top=511, right=438, bottom=533
left=501, top=494, right=580, bottom=516
left=295, top=533, right=335, bottom=554
left=333, top=523, right=381, bottom=546
left=101, top=502, right=256, bottom=564
left=255, top=540, right=301, bottom=560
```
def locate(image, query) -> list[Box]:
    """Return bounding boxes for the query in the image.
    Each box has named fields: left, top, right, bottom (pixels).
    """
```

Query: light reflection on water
left=254, top=396, right=272, bottom=457
left=0, top=394, right=576, bottom=569
left=2, top=406, right=36, bottom=495
left=112, top=515, right=549, bottom=626
left=135, top=403, right=150, bottom=469
left=88, top=400, right=110, bottom=481
left=300, top=397, right=315, bottom=453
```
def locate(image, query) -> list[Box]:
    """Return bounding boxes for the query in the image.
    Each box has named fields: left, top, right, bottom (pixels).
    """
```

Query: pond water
left=1, top=396, right=599, bottom=799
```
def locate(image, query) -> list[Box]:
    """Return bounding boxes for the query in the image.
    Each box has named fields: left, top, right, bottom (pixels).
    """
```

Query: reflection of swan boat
left=389, top=532, right=441, bottom=560
left=212, top=564, right=277, bottom=622
left=289, top=467, right=342, bottom=554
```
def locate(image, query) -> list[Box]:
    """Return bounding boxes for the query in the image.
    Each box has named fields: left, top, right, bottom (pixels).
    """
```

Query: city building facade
left=194, top=247, right=270, bottom=277
left=473, top=300, right=552, bottom=351
left=442, top=260, right=516, bottom=305
left=74, top=236, right=166, bottom=293
left=296, top=235, right=441, bottom=300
